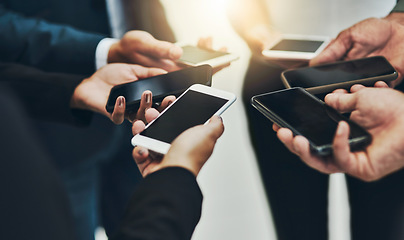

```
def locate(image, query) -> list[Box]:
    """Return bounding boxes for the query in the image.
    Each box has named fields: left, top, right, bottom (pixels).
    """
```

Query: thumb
left=325, top=92, right=358, bottom=113
left=129, top=65, right=167, bottom=79
left=139, top=34, right=183, bottom=60
left=203, top=116, right=225, bottom=141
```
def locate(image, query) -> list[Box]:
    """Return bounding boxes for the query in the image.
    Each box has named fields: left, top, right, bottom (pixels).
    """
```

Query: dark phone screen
left=180, top=45, right=229, bottom=64
left=106, top=65, right=212, bottom=112
left=284, top=56, right=396, bottom=88
left=141, top=90, right=228, bottom=143
left=270, top=39, right=324, bottom=53
left=253, top=88, right=369, bottom=148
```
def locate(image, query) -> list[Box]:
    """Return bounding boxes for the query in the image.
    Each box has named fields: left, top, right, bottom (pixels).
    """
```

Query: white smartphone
left=262, top=34, right=330, bottom=61
left=131, top=84, right=237, bottom=155
left=176, top=43, right=239, bottom=68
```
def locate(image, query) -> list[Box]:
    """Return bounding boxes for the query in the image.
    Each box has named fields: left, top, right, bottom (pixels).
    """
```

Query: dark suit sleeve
left=392, top=0, right=404, bottom=12
left=0, top=5, right=105, bottom=75
left=0, top=63, right=92, bottom=125
left=111, top=167, right=203, bottom=240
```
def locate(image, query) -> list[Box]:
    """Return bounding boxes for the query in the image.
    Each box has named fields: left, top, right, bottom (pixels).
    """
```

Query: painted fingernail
left=118, top=97, right=123, bottom=107
left=145, top=93, right=151, bottom=104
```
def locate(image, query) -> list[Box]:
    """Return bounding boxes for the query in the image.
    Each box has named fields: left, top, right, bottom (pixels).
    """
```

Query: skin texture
left=70, top=63, right=175, bottom=124
left=108, top=30, right=183, bottom=72
left=310, top=16, right=404, bottom=87
left=275, top=84, right=404, bottom=181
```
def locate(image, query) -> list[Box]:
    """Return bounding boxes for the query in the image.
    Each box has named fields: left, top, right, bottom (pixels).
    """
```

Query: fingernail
left=169, top=46, right=182, bottom=59
left=218, top=116, right=223, bottom=122
left=145, top=93, right=151, bottom=104
left=138, top=149, right=144, bottom=156
left=167, top=100, right=173, bottom=106
left=118, top=97, right=123, bottom=107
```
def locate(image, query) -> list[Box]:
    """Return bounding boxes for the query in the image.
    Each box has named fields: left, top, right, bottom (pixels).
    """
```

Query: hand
left=197, top=36, right=231, bottom=74
left=310, top=17, right=404, bottom=87
left=242, top=24, right=280, bottom=55
left=70, top=63, right=173, bottom=124
left=275, top=84, right=404, bottom=181
left=132, top=116, right=224, bottom=177
left=108, top=30, right=183, bottom=72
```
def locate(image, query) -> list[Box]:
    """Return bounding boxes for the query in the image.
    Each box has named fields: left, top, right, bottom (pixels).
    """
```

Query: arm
left=0, top=63, right=170, bottom=125
left=110, top=168, right=202, bottom=240
left=111, top=116, right=224, bottom=239
left=227, top=0, right=276, bottom=54
left=0, top=6, right=104, bottom=75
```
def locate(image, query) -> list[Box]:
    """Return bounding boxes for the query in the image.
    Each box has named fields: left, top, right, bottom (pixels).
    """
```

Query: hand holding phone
left=262, top=34, right=330, bottom=61
left=281, top=56, right=398, bottom=94
left=176, top=44, right=239, bottom=68
left=105, top=65, right=212, bottom=113
left=132, top=84, right=236, bottom=155
left=133, top=115, right=224, bottom=177
left=251, top=87, right=371, bottom=156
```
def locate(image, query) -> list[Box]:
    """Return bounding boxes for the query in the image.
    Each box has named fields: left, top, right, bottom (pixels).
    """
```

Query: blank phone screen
left=270, top=39, right=324, bottom=53
left=106, top=65, right=211, bottom=112
left=141, top=90, right=228, bottom=143
left=284, top=56, right=396, bottom=88
left=180, top=45, right=229, bottom=64
left=253, top=88, right=369, bottom=149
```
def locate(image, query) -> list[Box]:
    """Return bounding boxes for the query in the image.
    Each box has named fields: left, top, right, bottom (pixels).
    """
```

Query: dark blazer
left=0, top=0, right=175, bottom=75
left=0, top=83, right=202, bottom=240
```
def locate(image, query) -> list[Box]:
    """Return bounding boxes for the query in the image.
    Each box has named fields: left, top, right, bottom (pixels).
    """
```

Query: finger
left=310, top=30, right=353, bottom=66
left=272, top=123, right=281, bottom=132
left=293, top=136, right=338, bottom=174
left=276, top=128, right=298, bottom=154
left=350, top=84, right=366, bottom=93
left=132, top=146, right=149, bottom=164
left=130, top=54, right=181, bottom=72
left=158, top=95, right=176, bottom=112
left=332, top=121, right=353, bottom=172
left=332, top=88, right=348, bottom=94
left=137, top=33, right=183, bottom=60
left=144, top=108, right=160, bottom=123
left=137, top=91, right=153, bottom=122
left=374, top=81, right=390, bottom=88
left=111, top=96, right=125, bottom=124
left=132, top=119, right=146, bottom=135
left=204, top=115, right=225, bottom=140
left=324, top=92, right=357, bottom=112
left=130, top=64, right=167, bottom=79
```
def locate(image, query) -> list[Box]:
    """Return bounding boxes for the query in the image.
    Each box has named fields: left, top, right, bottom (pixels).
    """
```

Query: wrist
left=108, top=41, right=127, bottom=64
left=385, top=12, right=404, bottom=25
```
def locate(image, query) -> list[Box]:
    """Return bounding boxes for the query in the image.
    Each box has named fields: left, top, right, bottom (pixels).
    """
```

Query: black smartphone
left=250, top=87, right=371, bottom=156
left=281, top=56, right=397, bottom=94
left=105, top=65, right=212, bottom=113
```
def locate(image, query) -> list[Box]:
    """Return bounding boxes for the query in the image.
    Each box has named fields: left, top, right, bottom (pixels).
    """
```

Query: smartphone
left=262, top=34, right=330, bottom=60
left=250, top=87, right=371, bottom=156
left=131, top=84, right=236, bottom=155
left=281, top=56, right=398, bottom=94
left=105, top=65, right=212, bottom=113
left=176, top=44, right=239, bottom=68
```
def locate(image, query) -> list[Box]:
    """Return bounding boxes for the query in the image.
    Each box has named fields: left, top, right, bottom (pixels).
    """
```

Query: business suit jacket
left=0, top=0, right=175, bottom=75
left=0, top=79, right=202, bottom=240
left=0, top=0, right=176, bottom=169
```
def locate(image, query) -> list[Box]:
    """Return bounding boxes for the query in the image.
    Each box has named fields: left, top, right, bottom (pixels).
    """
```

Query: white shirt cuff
left=95, top=38, right=120, bottom=70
